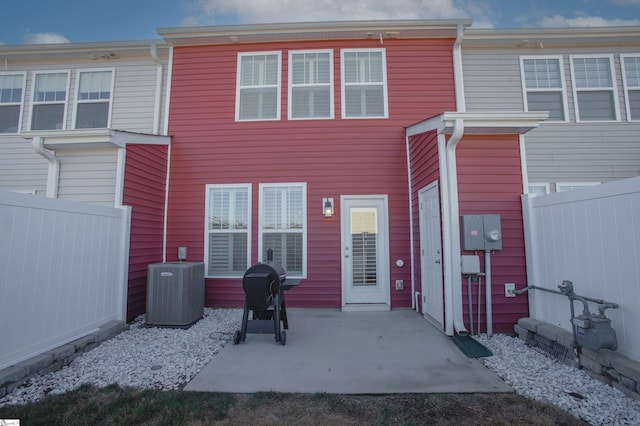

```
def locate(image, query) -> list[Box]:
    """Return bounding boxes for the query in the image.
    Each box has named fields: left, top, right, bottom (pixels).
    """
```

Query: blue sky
left=1, top=0, right=639, bottom=45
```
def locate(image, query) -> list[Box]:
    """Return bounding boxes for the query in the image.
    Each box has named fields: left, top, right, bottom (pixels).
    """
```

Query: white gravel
left=476, top=334, right=640, bottom=426
left=0, top=308, right=242, bottom=407
left=2, top=310, right=640, bottom=426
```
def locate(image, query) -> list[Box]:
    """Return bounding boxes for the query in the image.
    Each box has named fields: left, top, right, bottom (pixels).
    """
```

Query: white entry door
left=419, top=182, right=444, bottom=326
left=341, top=196, right=390, bottom=310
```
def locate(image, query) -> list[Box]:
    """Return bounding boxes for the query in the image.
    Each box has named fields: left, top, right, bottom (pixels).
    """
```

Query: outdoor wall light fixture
left=323, top=198, right=334, bottom=218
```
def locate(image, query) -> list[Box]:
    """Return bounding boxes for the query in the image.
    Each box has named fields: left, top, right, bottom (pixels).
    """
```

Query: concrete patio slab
left=184, top=308, right=512, bottom=394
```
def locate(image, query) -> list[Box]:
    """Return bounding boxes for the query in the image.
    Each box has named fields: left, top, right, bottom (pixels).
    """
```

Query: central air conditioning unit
left=146, top=262, right=205, bottom=326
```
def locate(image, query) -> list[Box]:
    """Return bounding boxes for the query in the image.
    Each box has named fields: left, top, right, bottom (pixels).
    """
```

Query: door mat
left=452, top=334, right=493, bottom=358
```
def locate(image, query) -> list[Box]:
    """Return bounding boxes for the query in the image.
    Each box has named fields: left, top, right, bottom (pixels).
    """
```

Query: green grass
left=0, top=385, right=588, bottom=425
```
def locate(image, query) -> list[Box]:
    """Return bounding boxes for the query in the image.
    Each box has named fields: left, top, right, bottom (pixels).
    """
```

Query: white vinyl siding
left=570, top=55, right=619, bottom=122
left=205, top=184, right=251, bottom=278
left=288, top=50, right=333, bottom=120
left=341, top=49, right=388, bottom=118
left=621, top=55, right=640, bottom=122
left=56, top=149, right=118, bottom=206
left=259, top=183, right=306, bottom=278
left=0, top=73, right=26, bottom=134
left=74, top=69, right=114, bottom=129
left=236, top=52, right=281, bottom=121
left=520, top=56, right=568, bottom=122
left=31, top=71, right=70, bottom=130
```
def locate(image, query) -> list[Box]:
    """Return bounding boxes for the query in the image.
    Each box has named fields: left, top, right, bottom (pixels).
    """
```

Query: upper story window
left=236, top=52, right=281, bottom=121
left=0, top=73, right=25, bottom=133
left=31, top=71, right=70, bottom=130
left=288, top=50, right=333, bottom=120
left=259, top=183, right=306, bottom=278
left=520, top=56, right=568, bottom=122
left=205, top=184, right=251, bottom=277
left=75, top=69, right=114, bottom=128
left=341, top=49, right=388, bottom=119
left=570, top=55, right=619, bottom=122
left=621, top=55, right=640, bottom=121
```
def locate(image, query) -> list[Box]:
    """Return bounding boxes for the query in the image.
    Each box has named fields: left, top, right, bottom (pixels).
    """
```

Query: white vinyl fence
left=0, top=190, right=130, bottom=370
left=522, top=176, right=640, bottom=362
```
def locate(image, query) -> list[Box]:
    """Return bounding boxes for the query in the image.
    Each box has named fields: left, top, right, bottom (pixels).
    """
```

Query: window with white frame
left=259, top=183, right=306, bottom=277
left=621, top=55, right=640, bottom=121
left=555, top=182, right=600, bottom=192
left=75, top=69, right=113, bottom=128
left=570, top=56, right=619, bottom=122
left=205, top=184, right=251, bottom=277
left=31, top=71, right=69, bottom=130
left=527, top=183, right=551, bottom=196
left=520, top=57, right=568, bottom=122
left=289, top=50, right=333, bottom=119
left=341, top=49, right=388, bottom=118
left=0, top=73, right=25, bottom=133
left=236, top=52, right=281, bottom=121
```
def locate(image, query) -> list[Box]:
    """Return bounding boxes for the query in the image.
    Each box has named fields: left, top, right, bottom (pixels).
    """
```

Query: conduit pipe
left=31, top=136, right=60, bottom=198
left=485, top=250, right=493, bottom=337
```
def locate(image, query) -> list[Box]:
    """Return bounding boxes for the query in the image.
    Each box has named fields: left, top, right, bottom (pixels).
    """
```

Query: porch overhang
left=21, top=129, right=171, bottom=150
left=406, top=111, right=549, bottom=137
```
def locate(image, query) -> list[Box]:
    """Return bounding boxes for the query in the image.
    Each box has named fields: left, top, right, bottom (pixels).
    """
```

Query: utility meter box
left=461, top=214, right=502, bottom=251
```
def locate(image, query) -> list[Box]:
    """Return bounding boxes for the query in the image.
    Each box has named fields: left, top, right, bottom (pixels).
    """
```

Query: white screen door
left=341, top=196, right=390, bottom=309
left=419, top=182, right=444, bottom=326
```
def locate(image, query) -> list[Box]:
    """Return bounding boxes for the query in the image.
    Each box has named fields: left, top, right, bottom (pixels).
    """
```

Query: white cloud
left=26, top=32, right=70, bottom=44
left=539, top=14, right=640, bottom=27
left=183, top=0, right=492, bottom=26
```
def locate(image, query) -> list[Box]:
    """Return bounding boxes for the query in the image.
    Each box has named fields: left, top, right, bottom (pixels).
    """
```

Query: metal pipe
left=485, top=249, right=493, bottom=337
left=466, top=275, right=474, bottom=335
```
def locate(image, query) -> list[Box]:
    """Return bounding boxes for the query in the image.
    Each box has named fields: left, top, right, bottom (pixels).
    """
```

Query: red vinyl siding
left=123, top=144, right=168, bottom=320
left=167, top=38, right=456, bottom=308
left=408, top=130, right=441, bottom=312
left=456, top=134, right=529, bottom=333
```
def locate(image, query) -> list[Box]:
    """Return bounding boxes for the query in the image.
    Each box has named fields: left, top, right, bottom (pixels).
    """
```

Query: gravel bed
left=0, top=308, right=242, bottom=407
left=2, top=310, right=640, bottom=426
left=476, top=334, right=640, bottom=425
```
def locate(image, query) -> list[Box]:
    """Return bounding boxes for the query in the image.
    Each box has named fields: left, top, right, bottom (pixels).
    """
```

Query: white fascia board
left=21, top=129, right=170, bottom=150
left=406, top=111, right=549, bottom=137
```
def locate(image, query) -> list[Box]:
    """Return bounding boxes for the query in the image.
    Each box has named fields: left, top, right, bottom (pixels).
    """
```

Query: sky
left=0, top=0, right=639, bottom=45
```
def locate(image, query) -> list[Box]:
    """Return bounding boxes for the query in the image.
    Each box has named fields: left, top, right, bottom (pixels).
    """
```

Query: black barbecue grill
left=234, top=257, right=300, bottom=345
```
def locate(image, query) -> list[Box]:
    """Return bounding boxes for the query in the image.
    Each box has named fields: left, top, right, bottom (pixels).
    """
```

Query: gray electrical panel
left=461, top=214, right=502, bottom=251
left=146, top=262, right=205, bottom=326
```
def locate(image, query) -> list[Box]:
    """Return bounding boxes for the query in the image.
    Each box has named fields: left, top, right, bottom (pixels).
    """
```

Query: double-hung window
left=205, top=184, right=251, bottom=277
left=341, top=49, right=388, bottom=118
left=0, top=73, right=25, bottom=133
left=570, top=55, right=619, bottom=122
left=75, top=69, right=114, bottom=128
left=31, top=71, right=69, bottom=130
left=288, top=50, right=333, bottom=119
left=621, top=55, right=640, bottom=121
left=520, top=56, right=568, bottom=122
left=236, top=52, right=281, bottom=121
left=259, top=183, right=306, bottom=278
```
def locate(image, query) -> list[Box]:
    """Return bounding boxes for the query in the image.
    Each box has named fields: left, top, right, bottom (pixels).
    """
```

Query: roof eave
left=159, top=19, right=472, bottom=46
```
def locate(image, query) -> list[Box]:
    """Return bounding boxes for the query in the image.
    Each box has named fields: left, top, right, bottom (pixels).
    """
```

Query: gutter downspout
left=453, top=24, right=466, bottom=113
left=150, top=43, right=163, bottom=135
left=31, top=136, right=60, bottom=198
left=447, top=23, right=469, bottom=335
left=162, top=46, right=174, bottom=263
left=405, top=134, right=416, bottom=310
left=445, top=119, right=467, bottom=335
